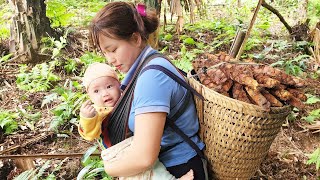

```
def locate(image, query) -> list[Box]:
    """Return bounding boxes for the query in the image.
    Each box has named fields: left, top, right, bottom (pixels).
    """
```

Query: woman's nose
left=107, top=57, right=116, bottom=65
left=102, top=52, right=112, bottom=61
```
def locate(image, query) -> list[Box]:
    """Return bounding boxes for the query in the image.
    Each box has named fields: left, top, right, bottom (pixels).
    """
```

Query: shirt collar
left=120, top=45, right=155, bottom=90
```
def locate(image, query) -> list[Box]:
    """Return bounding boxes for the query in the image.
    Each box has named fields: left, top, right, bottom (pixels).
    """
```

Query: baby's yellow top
left=78, top=106, right=113, bottom=141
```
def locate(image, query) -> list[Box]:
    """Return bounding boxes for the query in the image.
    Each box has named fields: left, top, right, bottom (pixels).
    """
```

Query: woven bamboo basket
left=187, top=74, right=292, bottom=180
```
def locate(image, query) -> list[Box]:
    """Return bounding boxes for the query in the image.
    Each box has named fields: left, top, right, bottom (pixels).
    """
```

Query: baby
left=79, top=63, right=193, bottom=180
left=78, top=62, right=120, bottom=147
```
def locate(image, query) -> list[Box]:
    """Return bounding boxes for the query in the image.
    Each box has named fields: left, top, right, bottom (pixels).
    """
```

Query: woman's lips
left=115, top=65, right=122, bottom=70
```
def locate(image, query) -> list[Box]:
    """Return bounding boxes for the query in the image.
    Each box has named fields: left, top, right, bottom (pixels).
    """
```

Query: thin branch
left=261, top=0, right=292, bottom=34
left=0, top=153, right=100, bottom=159
left=0, top=51, right=27, bottom=66
left=235, top=0, right=263, bottom=61
left=0, top=132, right=53, bottom=155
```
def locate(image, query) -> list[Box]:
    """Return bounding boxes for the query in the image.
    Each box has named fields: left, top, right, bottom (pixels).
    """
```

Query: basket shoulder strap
left=166, top=117, right=205, bottom=159
left=141, top=65, right=204, bottom=100
left=141, top=65, right=205, bottom=159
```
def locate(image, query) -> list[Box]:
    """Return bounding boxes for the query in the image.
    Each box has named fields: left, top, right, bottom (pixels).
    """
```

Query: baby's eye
left=94, top=90, right=99, bottom=93
left=107, top=85, right=112, bottom=89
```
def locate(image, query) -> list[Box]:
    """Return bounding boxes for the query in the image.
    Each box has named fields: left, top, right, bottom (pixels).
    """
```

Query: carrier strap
left=103, top=53, right=162, bottom=146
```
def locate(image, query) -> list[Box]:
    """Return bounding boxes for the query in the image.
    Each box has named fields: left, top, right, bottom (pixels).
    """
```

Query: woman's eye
left=101, top=48, right=116, bottom=55
left=94, top=90, right=99, bottom=93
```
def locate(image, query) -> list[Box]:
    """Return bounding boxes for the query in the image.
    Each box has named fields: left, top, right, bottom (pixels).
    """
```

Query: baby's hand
left=80, top=100, right=97, bottom=118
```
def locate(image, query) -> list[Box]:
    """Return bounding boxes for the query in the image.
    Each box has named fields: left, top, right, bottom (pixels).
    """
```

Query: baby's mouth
left=104, top=98, right=110, bottom=102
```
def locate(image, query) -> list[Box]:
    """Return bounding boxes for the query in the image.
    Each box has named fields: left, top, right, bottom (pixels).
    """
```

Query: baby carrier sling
left=101, top=53, right=208, bottom=179
left=101, top=52, right=162, bottom=146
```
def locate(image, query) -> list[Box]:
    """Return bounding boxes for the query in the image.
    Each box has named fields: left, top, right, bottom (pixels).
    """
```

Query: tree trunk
left=297, top=0, right=308, bottom=22
left=229, top=29, right=246, bottom=58
left=145, top=0, right=162, bottom=48
left=9, top=0, right=54, bottom=63
left=237, top=0, right=241, bottom=7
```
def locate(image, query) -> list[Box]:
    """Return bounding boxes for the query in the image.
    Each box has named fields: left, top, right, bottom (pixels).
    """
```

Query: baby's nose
left=102, top=90, right=109, bottom=97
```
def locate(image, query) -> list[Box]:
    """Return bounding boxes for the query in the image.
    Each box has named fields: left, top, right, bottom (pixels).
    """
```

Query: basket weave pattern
left=188, top=76, right=292, bottom=180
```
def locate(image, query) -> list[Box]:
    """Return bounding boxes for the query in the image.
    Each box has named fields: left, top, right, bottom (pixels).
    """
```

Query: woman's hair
left=90, top=2, right=159, bottom=50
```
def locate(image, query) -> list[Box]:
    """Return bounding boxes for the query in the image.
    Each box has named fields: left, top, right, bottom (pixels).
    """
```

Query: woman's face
left=98, top=34, right=142, bottom=73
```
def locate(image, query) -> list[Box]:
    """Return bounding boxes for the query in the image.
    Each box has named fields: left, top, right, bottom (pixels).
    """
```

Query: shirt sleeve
left=78, top=114, right=102, bottom=141
left=133, top=60, right=178, bottom=115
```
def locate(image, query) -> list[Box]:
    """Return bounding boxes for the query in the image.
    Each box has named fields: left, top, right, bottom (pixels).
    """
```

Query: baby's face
left=87, top=76, right=121, bottom=107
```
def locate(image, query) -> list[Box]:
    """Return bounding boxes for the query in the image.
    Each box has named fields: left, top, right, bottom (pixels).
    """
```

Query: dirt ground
left=259, top=126, right=320, bottom=179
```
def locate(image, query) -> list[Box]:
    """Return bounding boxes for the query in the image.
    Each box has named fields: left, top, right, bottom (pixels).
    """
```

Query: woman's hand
left=101, top=148, right=111, bottom=161
left=103, top=112, right=166, bottom=177
left=80, top=100, right=97, bottom=118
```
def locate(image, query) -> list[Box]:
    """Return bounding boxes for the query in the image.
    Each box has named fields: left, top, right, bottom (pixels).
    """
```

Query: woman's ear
left=130, top=32, right=143, bottom=47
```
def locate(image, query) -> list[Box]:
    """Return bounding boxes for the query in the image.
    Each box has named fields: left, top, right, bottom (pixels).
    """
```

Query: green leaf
left=13, top=169, right=36, bottom=180
left=196, top=42, right=205, bottom=49
left=179, top=35, right=188, bottom=41
left=41, top=93, right=58, bottom=108
left=302, top=109, right=320, bottom=123
left=306, top=95, right=320, bottom=104
left=52, top=48, right=59, bottom=58
left=302, top=115, right=317, bottom=123
left=0, top=115, right=18, bottom=134
left=0, top=53, right=13, bottom=63
left=183, top=37, right=196, bottom=45
left=45, top=174, right=56, bottom=180
left=310, top=109, right=320, bottom=117
left=164, top=34, right=173, bottom=41
left=86, top=167, right=105, bottom=178
left=16, top=62, right=60, bottom=92
left=34, top=160, right=51, bottom=179
left=82, top=145, right=99, bottom=164
left=306, top=148, right=320, bottom=170
left=77, top=162, right=95, bottom=180
left=49, top=116, right=64, bottom=131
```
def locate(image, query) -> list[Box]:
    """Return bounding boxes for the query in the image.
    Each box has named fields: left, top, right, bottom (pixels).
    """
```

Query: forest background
left=0, top=0, right=320, bottom=179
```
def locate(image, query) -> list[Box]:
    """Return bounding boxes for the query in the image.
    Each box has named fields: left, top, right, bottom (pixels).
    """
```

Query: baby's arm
left=78, top=100, right=101, bottom=141
left=80, top=100, right=97, bottom=118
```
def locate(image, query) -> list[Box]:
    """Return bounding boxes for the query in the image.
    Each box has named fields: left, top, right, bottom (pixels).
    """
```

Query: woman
left=89, top=2, right=206, bottom=179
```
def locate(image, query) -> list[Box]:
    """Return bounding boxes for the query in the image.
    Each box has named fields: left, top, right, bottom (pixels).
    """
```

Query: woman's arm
left=103, top=112, right=166, bottom=177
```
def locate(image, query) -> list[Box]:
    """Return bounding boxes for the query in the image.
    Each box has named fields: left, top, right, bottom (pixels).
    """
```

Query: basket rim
left=187, top=72, right=292, bottom=114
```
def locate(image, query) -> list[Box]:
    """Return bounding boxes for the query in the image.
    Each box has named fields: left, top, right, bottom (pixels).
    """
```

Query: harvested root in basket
left=219, top=63, right=259, bottom=90
left=270, top=88, right=293, bottom=101
left=287, top=97, right=305, bottom=109
left=286, top=88, right=307, bottom=101
left=261, top=89, right=283, bottom=107
left=254, top=74, right=280, bottom=88
left=245, top=86, right=271, bottom=111
left=252, top=65, right=302, bottom=87
left=232, top=82, right=251, bottom=104
left=192, top=52, right=307, bottom=110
